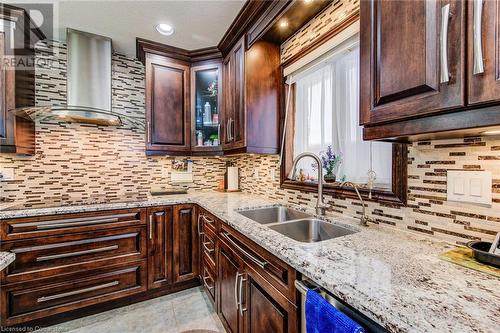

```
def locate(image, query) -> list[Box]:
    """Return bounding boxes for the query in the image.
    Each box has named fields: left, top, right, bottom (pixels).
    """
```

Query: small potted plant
left=315, top=146, right=341, bottom=183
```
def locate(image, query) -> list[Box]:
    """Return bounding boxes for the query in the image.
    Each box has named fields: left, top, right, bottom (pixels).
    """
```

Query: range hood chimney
left=53, top=28, right=119, bottom=126
left=16, top=28, right=126, bottom=127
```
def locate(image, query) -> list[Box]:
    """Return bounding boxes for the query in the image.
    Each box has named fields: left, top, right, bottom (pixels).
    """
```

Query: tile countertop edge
left=1, top=192, right=499, bottom=333
left=0, top=252, right=15, bottom=272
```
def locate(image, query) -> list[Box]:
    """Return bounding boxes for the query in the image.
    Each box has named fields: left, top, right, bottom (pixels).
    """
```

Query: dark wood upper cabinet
left=360, top=0, right=465, bottom=126
left=145, top=53, right=191, bottom=155
left=147, top=206, right=173, bottom=289
left=191, top=62, right=223, bottom=154
left=361, top=0, right=500, bottom=141
left=172, top=204, right=198, bottom=283
left=467, top=0, right=500, bottom=105
left=222, top=37, right=246, bottom=151
left=222, top=37, right=281, bottom=155
left=0, top=5, right=43, bottom=155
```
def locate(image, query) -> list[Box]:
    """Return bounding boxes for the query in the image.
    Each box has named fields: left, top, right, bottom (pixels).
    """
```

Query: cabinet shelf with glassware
left=191, top=62, right=223, bottom=155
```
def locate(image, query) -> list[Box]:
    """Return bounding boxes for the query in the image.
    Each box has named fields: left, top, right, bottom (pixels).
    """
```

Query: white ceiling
left=10, top=0, right=246, bottom=58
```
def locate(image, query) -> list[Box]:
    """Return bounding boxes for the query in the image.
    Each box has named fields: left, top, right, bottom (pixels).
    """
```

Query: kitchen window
left=281, top=29, right=407, bottom=205
left=293, top=39, right=392, bottom=187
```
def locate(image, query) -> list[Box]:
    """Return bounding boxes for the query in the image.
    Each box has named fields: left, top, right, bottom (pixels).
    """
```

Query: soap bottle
left=203, top=102, right=212, bottom=124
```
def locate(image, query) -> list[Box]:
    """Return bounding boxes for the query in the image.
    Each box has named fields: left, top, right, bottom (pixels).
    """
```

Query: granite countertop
left=0, top=252, right=15, bottom=271
left=1, top=192, right=499, bottom=333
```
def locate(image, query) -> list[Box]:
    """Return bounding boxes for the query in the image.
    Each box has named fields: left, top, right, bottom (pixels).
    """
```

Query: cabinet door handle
left=234, top=271, right=241, bottom=311
left=222, top=232, right=267, bottom=269
left=37, top=281, right=119, bottom=303
left=440, top=4, right=451, bottom=83
left=36, top=245, right=119, bottom=262
left=230, top=118, right=235, bottom=141
left=217, top=123, right=221, bottom=146
left=473, top=0, right=485, bottom=74
left=149, top=215, right=153, bottom=240
left=238, top=274, right=247, bottom=316
left=147, top=121, right=151, bottom=143
left=226, top=119, right=230, bottom=141
left=197, top=214, right=204, bottom=236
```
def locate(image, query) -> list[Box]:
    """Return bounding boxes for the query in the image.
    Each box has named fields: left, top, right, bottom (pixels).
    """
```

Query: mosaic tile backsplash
left=1, top=36, right=499, bottom=246
left=235, top=136, right=500, bottom=245
left=0, top=41, right=226, bottom=206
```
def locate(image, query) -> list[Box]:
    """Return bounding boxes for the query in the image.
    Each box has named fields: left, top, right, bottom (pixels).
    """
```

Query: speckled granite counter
left=1, top=192, right=499, bottom=333
left=0, top=252, right=15, bottom=271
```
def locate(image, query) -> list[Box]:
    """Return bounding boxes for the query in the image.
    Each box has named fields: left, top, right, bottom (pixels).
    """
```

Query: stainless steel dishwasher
left=295, top=280, right=388, bottom=333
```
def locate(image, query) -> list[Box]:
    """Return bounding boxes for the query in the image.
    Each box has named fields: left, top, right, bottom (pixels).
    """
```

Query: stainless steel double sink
left=238, top=206, right=357, bottom=243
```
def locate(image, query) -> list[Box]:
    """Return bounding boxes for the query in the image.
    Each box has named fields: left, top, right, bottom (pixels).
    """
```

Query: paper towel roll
left=227, top=167, right=239, bottom=191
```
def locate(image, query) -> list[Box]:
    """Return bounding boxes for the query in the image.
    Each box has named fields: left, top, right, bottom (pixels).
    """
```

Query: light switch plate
left=0, top=167, right=15, bottom=181
left=447, top=170, right=492, bottom=206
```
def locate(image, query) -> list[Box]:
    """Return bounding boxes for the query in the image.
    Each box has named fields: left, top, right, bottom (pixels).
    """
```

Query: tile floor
left=38, top=287, right=226, bottom=333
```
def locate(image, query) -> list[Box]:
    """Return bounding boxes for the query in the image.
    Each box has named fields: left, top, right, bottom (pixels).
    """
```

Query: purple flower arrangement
left=313, top=145, right=342, bottom=181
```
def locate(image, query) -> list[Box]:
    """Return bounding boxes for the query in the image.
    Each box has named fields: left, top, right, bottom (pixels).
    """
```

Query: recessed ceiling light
left=304, top=0, right=314, bottom=3
left=482, top=129, right=500, bottom=135
left=156, top=23, right=174, bottom=36
left=279, top=20, right=289, bottom=28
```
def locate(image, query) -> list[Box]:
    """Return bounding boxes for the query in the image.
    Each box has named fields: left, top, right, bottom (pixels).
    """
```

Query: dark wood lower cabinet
left=1, top=204, right=297, bottom=330
left=1, top=260, right=147, bottom=326
left=147, top=206, right=173, bottom=289
left=216, top=223, right=298, bottom=333
left=218, top=239, right=245, bottom=333
left=173, top=205, right=198, bottom=283
left=244, top=268, right=297, bottom=333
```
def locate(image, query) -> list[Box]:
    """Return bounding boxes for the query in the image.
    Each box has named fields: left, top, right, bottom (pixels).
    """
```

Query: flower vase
left=324, top=173, right=336, bottom=183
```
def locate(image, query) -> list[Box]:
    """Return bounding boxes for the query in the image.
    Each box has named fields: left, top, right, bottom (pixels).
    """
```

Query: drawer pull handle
left=202, top=241, right=215, bottom=253
left=222, top=232, right=267, bottom=269
left=37, top=280, right=119, bottom=303
left=203, top=273, right=215, bottom=291
left=201, top=215, right=214, bottom=224
left=36, top=245, right=119, bottom=262
left=36, top=218, right=119, bottom=230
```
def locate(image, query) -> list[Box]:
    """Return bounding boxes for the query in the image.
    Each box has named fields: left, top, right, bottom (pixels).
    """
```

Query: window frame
left=280, top=75, right=408, bottom=206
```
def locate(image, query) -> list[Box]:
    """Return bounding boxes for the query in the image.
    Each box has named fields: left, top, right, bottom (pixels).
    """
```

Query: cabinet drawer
left=201, top=260, right=216, bottom=306
left=219, top=223, right=297, bottom=303
left=202, top=226, right=216, bottom=269
left=1, top=260, right=147, bottom=326
left=1, top=226, right=146, bottom=284
left=1, top=208, right=146, bottom=241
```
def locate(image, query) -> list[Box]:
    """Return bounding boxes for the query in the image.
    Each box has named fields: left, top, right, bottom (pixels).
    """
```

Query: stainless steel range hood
left=16, top=28, right=125, bottom=126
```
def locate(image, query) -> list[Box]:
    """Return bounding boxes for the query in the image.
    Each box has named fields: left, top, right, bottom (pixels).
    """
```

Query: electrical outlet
left=0, top=167, right=15, bottom=181
left=270, top=169, right=276, bottom=180
left=253, top=168, right=259, bottom=179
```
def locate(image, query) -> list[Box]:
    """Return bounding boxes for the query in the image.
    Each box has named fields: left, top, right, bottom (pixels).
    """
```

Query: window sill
left=280, top=179, right=406, bottom=207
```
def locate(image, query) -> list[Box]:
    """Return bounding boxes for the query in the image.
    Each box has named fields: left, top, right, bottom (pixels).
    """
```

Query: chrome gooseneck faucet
left=339, top=181, right=371, bottom=226
left=288, top=152, right=329, bottom=215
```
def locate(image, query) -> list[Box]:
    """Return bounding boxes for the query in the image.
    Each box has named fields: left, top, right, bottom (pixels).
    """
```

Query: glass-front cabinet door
left=191, top=63, right=222, bottom=154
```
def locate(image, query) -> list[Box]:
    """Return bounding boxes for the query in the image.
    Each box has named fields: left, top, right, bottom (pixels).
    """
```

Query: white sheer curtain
left=292, top=41, right=392, bottom=187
